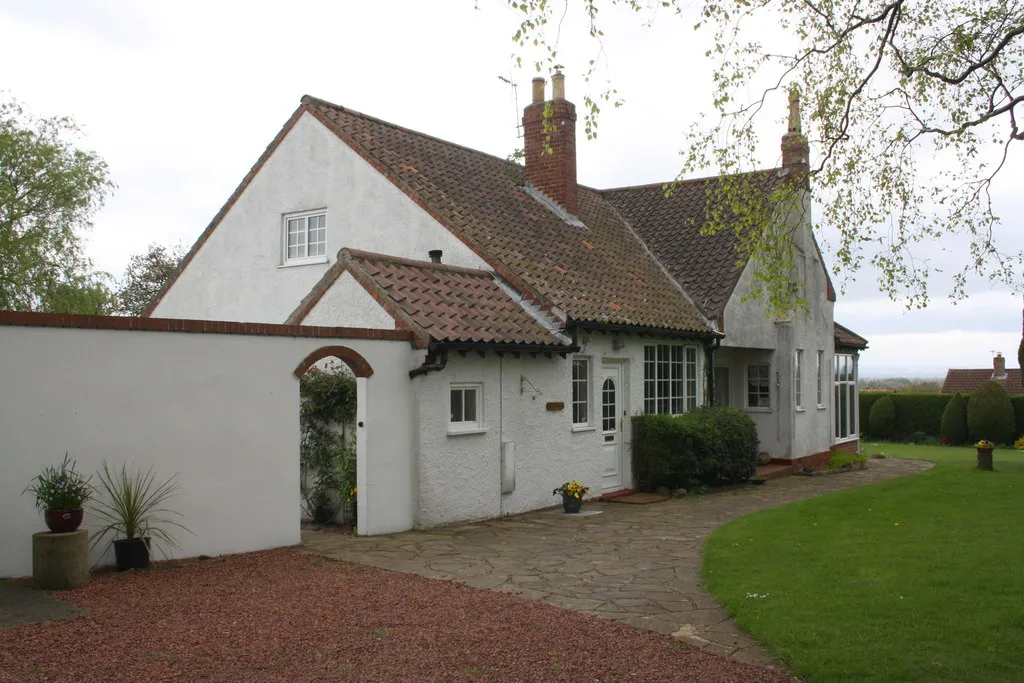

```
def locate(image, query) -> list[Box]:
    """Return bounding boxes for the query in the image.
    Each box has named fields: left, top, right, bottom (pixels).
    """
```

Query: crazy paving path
left=301, top=457, right=933, bottom=669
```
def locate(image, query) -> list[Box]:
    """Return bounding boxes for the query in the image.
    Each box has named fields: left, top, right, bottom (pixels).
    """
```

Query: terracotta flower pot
left=562, top=494, right=583, bottom=514
left=44, top=509, right=83, bottom=533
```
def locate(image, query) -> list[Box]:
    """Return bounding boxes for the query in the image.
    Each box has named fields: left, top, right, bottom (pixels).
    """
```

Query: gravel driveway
left=0, top=549, right=791, bottom=682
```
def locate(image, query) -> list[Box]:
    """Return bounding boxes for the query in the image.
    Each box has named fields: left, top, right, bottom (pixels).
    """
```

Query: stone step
left=754, top=463, right=794, bottom=481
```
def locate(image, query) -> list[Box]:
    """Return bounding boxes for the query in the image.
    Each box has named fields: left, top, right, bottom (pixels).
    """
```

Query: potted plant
left=552, top=480, right=590, bottom=514
left=975, top=440, right=995, bottom=470
left=23, top=453, right=93, bottom=533
left=90, top=461, right=190, bottom=571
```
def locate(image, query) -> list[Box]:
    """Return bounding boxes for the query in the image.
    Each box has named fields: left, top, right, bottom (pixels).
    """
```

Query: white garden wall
left=0, top=315, right=418, bottom=578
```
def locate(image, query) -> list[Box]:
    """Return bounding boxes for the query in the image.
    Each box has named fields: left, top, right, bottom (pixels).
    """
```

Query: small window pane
left=463, top=389, right=477, bottom=422
left=450, top=389, right=463, bottom=423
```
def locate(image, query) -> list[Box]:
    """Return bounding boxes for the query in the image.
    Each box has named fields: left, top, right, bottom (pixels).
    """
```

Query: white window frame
left=282, top=209, right=328, bottom=265
left=794, top=349, right=804, bottom=411
left=746, top=363, right=771, bottom=410
left=449, top=383, right=484, bottom=435
left=571, top=357, right=591, bottom=428
left=834, top=354, right=858, bottom=442
left=816, top=350, right=825, bottom=408
left=643, top=344, right=700, bottom=415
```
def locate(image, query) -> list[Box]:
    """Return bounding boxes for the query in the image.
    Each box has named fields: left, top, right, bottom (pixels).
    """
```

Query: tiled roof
left=301, top=96, right=716, bottom=336
left=291, top=249, right=571, bottom=348
left=834, top=322, right=869, bottom=350
left=601, top=174, right=778, bottom=318
left=941, top=369, right=1024, bottom=395
left=601, top=173, right=837, bottom=318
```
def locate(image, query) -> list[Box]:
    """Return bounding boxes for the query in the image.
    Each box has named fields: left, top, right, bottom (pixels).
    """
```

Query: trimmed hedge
left=632, top=407, right=759, bottom=492
left=860, top=392, right=1024, bottom=443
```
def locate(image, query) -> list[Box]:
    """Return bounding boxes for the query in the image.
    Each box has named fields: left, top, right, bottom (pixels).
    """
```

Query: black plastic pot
left=562, top=494, right=583, bottom=514
left=113, top=538, right=150, bottom=571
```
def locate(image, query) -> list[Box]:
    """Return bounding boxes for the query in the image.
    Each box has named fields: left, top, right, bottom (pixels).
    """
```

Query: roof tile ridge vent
left=600, top=195, right=719, bottom=332
left=522, top=182, right=588, bottom=229
left=300, top=94, right=520, bottom=169
left=597, top=167, right=784, bottom=195
left=492, top=275, right=573, bottom=347
left=343, top=248, right=493, bottom=277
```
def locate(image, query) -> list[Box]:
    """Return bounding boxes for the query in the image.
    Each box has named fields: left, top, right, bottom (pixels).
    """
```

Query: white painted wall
left=412, top=331, right=705, bottom=528
left=153, top=112, right=487, bottom=323
left=303, top=272, right=396, bottom=329
left=717, top=196, right=836, bottom=460
left=0, top=324, right=417, bottom=578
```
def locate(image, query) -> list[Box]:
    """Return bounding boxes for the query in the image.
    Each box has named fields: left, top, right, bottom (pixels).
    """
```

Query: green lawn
left=702, top=443, right=1024, bottom=682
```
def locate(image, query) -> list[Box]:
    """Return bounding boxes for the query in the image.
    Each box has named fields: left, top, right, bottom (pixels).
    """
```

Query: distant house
left=148, top=73, right=867, bottom=530
left=941, top=353, right=1023, bottom=396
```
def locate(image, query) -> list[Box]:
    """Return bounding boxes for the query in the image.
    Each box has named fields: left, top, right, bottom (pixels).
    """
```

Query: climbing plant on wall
left=299, top=362, right=357, bottom=525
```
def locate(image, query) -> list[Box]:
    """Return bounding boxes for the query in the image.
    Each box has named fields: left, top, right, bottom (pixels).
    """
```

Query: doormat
left=608, top=492, right=669, bottom=505
left=545, top=509, right=604, bottom=517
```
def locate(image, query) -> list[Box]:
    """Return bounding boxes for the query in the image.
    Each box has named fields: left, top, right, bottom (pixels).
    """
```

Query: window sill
left=278, top=256, right=329, bottom=269
left=744, top=407, right=772, bottom=413
left=795, top=407, right=806, bottom=413
left=816, top=404, right=827, bottom=411
left=448, top=426, right=488, bottom=436
left=571, top=425, right=597, bottom=433
left=834, top=435, right=859, bottom=444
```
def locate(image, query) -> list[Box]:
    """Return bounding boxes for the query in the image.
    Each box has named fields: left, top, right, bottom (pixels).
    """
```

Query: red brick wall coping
left=0, top=311, right=419, bottom=347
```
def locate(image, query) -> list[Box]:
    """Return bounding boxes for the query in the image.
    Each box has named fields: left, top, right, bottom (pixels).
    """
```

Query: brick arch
left=294, top=345, right=374, bottom=378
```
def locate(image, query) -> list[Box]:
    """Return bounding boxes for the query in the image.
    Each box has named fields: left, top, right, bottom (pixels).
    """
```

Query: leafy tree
left=0, top=97, right=115, bottom=312
left=967, top=380, right=1016, bottom=444
left=505, top=1, right=1023, bottom=314
left=115, top=243, right=186, bottom=316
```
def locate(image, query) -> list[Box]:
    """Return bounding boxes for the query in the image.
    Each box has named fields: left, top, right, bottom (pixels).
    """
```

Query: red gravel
left=0, top=549, right=792, bottom=682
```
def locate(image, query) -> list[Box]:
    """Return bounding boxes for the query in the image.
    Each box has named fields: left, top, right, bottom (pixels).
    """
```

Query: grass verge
left=703, top=443, right=1024, bottom=682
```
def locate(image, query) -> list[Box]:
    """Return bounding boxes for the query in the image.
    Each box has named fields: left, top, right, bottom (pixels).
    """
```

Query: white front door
left=600, top=364, right=624, bottom=491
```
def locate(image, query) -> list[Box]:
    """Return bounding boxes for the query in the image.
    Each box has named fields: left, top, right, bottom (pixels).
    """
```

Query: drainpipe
left=704, top=337, right=721, bottom=406
left=409, top=347, right=448, bottom=378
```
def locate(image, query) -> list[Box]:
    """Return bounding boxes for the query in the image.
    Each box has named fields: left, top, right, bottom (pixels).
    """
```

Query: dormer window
left=283, top=210, right=327, bottom=264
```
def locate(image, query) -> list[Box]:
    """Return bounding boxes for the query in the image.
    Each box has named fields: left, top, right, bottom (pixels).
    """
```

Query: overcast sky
left=2, top=0, right=1021, bottom=378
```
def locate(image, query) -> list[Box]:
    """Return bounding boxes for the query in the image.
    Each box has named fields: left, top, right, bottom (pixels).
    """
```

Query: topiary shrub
left=939, top=393, right=968, bottom=445
left=868, top=395, right=897, bottom=440
left=631, top=414, right=699, bottom=491
left=967, top=380, right=1016, bottom=445
left=682, top=406, right=760, bottom=484
left=632, top=407, right=759, bottom=491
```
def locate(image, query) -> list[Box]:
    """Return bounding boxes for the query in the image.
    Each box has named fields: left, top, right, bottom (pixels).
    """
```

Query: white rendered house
left=150, top=74, right=866, bottom=530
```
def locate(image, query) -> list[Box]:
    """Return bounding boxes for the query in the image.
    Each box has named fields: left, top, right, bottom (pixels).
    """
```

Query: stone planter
left=32, top=529, right=88, bottom=590
left=976, top=447, right=994, bottom=471
left=44, top=508, right=84, bottom=533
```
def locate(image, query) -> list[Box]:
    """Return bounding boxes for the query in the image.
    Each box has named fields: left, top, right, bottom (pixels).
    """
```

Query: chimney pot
left=531, top=77, right=545, bottom=104
left=428, top=249, right=443, bottom=264
left=552, top=71, right=565, bottom=100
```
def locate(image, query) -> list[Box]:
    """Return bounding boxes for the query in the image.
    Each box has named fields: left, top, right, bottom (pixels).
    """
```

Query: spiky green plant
left=89, top=461, right=190, bottom=558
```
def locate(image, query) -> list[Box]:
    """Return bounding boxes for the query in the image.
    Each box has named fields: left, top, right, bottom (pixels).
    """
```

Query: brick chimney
left=993, top=352, right=1007, bottom=379
left=522, top=71, right=578, bottom=215
left=781, top=86, right=810, bottom=183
